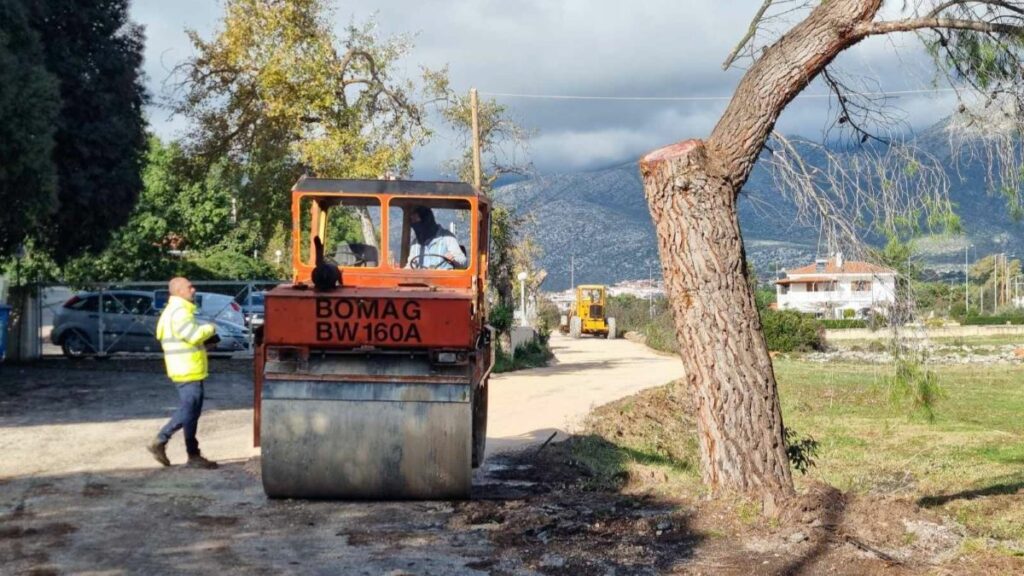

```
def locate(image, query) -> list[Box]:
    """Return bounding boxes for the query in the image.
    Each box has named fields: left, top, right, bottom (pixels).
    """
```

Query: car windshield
left=389, top=198, right=471, bottom=271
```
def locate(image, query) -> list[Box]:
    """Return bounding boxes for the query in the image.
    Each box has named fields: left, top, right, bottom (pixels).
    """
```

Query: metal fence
left=32, top=280, right=281, bottom=359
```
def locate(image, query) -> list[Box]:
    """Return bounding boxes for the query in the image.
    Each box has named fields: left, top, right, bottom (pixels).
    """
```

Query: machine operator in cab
left=407, top=205, right=467, bottom=270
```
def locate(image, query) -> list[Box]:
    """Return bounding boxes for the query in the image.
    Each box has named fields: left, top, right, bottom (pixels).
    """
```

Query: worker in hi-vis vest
left=147, top=277, right=219, bottom=469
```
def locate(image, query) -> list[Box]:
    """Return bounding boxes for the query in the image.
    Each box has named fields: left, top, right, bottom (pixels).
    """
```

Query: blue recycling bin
left=0, top=304, right=10, bottom=362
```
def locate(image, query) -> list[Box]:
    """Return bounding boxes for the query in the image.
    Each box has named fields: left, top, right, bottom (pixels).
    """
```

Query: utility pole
left=994, top=253, right=999, bottom=311
left=648, top=261, right=655, bottom=320
left=1006, top=255, right=1013, bottom=306
left=964, top=244, right=970, bottom=314
left=470, top=88, right=482, bottom=191
left=569, top=234, right=575, bottom=291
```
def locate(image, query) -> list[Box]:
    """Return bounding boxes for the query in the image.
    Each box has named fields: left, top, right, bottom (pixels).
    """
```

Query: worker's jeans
left=158, top=382, right=204, bottom=457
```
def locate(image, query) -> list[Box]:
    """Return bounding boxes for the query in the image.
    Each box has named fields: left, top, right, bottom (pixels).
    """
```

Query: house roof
left=785, top=259, right=895, bottom=276
left=775, top=275, right=835, bottom=285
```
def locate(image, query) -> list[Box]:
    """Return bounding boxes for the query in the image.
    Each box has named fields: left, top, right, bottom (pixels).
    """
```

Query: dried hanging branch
left=820, top=68, right=909, bottom=145
left=722, top=0, right=777, bottom=70
left=945, top=95, right=1024, bottom=220
left=721, top=0, right=818, bottom=69
left=762, top=132, right=955, bottom=261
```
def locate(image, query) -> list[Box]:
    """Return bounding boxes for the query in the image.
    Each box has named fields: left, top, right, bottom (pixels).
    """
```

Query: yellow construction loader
left=559, top=284, right=616, bottom=339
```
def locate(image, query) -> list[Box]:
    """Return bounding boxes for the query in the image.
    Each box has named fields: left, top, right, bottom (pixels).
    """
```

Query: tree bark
left=356, top=206, right=378, bottom=249
left=640, top=0, right=887, bottom=507
left=641, top=141, right=792, bottom=507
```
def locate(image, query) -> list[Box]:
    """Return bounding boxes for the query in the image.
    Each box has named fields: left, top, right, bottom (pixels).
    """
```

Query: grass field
left=777, top=360, right=1024, bottom=544
left=576, top=359, right=1024, bottom=555
left=832, top=333, right=1024, bottom=348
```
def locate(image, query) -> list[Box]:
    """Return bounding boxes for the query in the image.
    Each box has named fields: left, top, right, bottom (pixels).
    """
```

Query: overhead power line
left=479, top=87, right=959, bottom=102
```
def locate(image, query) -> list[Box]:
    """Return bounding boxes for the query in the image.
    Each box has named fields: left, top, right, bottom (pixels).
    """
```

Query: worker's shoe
left=147, top=439, right=171, bottom=467
left=186, top=454, right=219, bottom=470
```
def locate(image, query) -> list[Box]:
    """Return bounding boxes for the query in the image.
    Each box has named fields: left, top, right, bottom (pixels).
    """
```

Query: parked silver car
left=51, top=290, right=250, bottom=359
left=240, top=290, right=266, bottom=327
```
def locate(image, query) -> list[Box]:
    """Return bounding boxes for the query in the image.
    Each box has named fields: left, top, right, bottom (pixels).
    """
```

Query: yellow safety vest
left=156, top=296, right=216, bottom=383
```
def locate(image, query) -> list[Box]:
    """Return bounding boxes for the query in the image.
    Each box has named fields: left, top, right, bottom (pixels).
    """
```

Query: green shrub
left=961, top=314, right=1024, bottom=326
left=493, top=331, right=553, bottom=373
left=759, top=309, right=824, bottom=352
left=754, top=288, right=777, bottom=312
left=488, top=304, right=514, bottom=335
left=642, top=312, right=679, bottom=354
left=783, top=427, right=819, bottom=475
left=843, top=308, right=856, bottom=319
left=607, top=294, right=664, bottom=334
left=536, top=298, right=561, bottom=332
left=866, top=311, right=888, bottom=331
left=887, top=344, right=943, bottom=422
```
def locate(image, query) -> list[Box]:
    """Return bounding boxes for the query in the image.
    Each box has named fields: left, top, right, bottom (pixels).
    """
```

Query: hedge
left=960, top=315, right=1024, bottom=326
left=820, top=319, right=867, bottom=329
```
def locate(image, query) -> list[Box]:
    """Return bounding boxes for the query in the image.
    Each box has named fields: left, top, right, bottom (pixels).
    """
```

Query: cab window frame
left=296, top=194, right=383, bottom=270
left=385, top=196, right=474, bottom=273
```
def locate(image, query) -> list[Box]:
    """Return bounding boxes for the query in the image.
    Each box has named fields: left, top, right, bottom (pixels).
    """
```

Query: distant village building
left=545, top=279, right=665, bottom=312
left=775, top=254, right=897, bottom=319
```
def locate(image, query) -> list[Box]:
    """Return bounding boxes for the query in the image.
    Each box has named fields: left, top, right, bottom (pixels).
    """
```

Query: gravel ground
left=0, top=335, right=684, bottom=574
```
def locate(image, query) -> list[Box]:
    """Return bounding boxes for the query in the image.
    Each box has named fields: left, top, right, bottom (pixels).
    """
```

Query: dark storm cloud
left=131, top=0, right=961, bottom=177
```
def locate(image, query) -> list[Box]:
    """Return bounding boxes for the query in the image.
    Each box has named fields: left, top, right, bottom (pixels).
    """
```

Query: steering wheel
left=408, top=253, right=458, bottom=269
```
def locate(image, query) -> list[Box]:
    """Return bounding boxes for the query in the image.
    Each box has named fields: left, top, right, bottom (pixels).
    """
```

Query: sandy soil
left=486, top=333, right=683, bottom=455
left=0, top=334, right=681, bottom=575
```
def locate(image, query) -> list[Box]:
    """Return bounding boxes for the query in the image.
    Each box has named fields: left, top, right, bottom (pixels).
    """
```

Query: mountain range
left=495, top=124, right=1024, bottom=291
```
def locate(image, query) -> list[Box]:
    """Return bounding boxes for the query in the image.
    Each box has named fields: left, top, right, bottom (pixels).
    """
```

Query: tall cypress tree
left=29, top=0, right=148, bottom=263
left=0, top=0, right=60, bottom=258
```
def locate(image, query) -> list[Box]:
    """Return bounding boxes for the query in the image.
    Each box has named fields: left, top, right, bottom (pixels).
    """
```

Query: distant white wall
left=777, top=274, right=896, bottom=317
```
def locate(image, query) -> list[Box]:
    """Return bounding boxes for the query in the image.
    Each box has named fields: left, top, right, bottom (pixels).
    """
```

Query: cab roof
left=293, top=177, right=481, bottom=198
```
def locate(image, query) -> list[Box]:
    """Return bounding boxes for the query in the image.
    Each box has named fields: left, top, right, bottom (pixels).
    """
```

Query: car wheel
left=61, top=331, right=92, bottom=359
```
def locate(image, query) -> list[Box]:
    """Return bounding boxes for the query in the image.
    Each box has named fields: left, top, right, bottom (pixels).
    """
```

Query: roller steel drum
left=260, top=379, right=473, bottom=499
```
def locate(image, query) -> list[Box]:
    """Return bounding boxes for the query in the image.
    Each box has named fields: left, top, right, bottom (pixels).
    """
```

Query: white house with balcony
left=775, top=254, right=897, bottom=318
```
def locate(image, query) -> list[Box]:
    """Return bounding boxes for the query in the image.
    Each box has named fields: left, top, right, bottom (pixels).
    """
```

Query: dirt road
left=488, top=332, right=683, bottom=456
left=0, top=334, right=682, bottom=574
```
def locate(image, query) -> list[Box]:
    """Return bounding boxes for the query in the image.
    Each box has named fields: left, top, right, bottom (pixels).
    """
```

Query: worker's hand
left=203, top=327, right=221, bottom=349
left=444, top=251, right=456, bottom=261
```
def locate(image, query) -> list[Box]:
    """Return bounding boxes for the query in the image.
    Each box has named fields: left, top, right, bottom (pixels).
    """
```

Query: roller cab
left=254, top=178, right=493, bottom=499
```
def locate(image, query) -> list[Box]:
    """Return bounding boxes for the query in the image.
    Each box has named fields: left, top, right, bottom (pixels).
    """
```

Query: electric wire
left=479, top=87, right=958, bottom=102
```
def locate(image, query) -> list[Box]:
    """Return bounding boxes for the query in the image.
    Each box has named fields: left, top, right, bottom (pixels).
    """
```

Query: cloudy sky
left=131, top=0, right=959, bottom=178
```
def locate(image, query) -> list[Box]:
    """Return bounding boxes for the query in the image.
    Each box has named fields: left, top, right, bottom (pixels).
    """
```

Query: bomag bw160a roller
left=253, top=178, right=493, bottom=499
